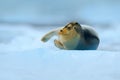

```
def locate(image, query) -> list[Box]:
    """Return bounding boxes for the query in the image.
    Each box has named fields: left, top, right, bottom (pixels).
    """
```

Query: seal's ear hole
left=73, top=26, right=76, bottom=30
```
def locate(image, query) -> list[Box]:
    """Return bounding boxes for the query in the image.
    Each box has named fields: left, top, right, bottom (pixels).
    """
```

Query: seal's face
left=58, top=22, right=81, bottom=49
left=59, top=22, right=81, bottom=36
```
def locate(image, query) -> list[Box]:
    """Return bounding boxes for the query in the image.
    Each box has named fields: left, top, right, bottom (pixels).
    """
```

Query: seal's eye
left=67, top=27, right=71, bottom=30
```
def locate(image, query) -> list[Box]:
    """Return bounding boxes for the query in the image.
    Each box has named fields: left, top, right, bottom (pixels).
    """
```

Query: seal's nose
left=60, top=30, right=63, bottom=32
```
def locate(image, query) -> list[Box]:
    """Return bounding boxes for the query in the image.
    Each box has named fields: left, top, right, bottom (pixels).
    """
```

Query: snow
left=0, top=50, right=120, bottom=80
left=0, top=24, right=120, bottom=80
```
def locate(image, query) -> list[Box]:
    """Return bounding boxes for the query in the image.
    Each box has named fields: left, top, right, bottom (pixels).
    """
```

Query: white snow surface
left=0, top=24, right=120, bottom=80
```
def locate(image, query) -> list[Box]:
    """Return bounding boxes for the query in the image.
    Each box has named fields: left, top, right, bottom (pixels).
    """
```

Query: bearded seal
left=41, top=22, right=100, bottom=50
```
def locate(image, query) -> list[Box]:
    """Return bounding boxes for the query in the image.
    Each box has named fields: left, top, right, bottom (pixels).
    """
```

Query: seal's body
left=41, top=22, right=100, bottom=50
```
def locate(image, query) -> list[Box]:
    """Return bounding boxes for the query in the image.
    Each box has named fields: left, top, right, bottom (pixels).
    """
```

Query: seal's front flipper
left=54, top=39, right=64, bottom=49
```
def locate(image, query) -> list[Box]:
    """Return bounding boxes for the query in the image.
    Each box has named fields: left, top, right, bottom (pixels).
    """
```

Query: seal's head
left=59, top=22, right=81, bottom=35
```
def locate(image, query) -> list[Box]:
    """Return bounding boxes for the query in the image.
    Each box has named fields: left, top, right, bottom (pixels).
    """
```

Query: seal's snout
left=60, top=30, right=63, bottom=32
left=59, top=28, right=68, bottom=35
left=59, top=29, right=63, bottom=34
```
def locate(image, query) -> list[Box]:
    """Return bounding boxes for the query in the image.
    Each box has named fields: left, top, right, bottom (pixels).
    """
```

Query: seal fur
left=41, top=22, right=100, bottom=50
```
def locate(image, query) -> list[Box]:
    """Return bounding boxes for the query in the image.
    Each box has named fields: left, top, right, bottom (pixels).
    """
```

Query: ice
left=0, top=49, right=120, bottom=80
left=0, top=23, right=120, bottom=80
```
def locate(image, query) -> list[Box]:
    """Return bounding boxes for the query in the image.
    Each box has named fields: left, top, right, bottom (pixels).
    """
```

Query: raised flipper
left=41, top=27, right=63, bottom=42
